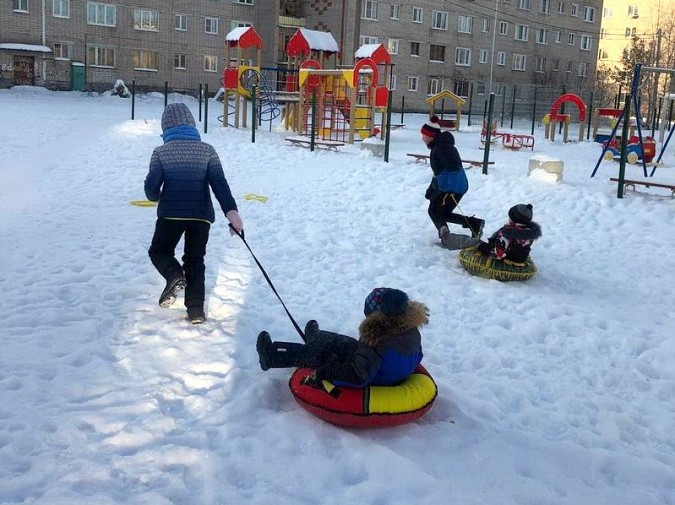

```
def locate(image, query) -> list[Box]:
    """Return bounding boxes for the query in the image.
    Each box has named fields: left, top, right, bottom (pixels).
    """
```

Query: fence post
left=400, top=96, right=405, bottom=125
left=531, top=87, right=537, bottom=135
left=204, top=83, right=209, bottom=134
left=467, top=82, right=473, bottom=127
left=251, top=85, right=257, bottom=143
left=164, top=81, right=168, bottom=107
left=310, top=88, right=317, bottom=151
left=586, top=91, right=594, bottom=140
left=510, top=84, right=516, bottom=129
left=131, top=80, right=136, bottom=120
left=483, top=93, right=495, bottom=175
left=198, top=83, right=202, bottom=122
left=617, top=93, right=631, bottom=199
left=384, top=90, right=393, bottom=162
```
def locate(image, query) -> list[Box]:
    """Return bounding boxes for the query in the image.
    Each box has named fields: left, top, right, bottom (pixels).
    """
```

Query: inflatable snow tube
left=458, top=246, right=537, bottom=282
left=289, top=365, right=437, bottom=429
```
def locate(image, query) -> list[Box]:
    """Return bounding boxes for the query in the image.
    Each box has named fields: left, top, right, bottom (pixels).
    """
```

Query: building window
left=457, top=16, right=473, bottom=34
left=628, top=5, right=638, bottom=18
left=175, top=14, right=187, bottom=31
left=555, top=30, right=561, bottom=43
left=583, top=6, right=595, bottom=23
left=133, top=9, right=158, bottom=31
left=390, top=4, right=400, bottom=20
left=598, top=49, right=608, bottom=60
left=390, top=74, right=397, bottom=90
left=570, top=3, right=578, bottom=16
left=482, top=19, right=491, bottom=33
left=362, top=0, right=378, bottom=20
left=429, top=44, right=445, bottom=62
left=602, top=7, right=613, bottom=17
left=204, top=55, right=218, bottom=72
left=625, top=27, right=636, bottom=38
left=13, top=0, right=28, bottom=12
left=455, top=47, right=471, bottom=66
left=568, top=33, right=575, bottom=45
left=535, top=56, right=546, bottom=72
left=518, top=0, right=531, bottom=10
left=428, top=78, right=443, bottom=95
left=407, top=76, right=418, bottom=92
left=499, top=21, right=508, bottom=35
left=87, top=2, right=116, bottom=27
left=552, top=58, right=560, bottom=71
left=432, top=11, right=448, bottom=30
left=205, top=17, right=218, bottom=34
left=174, top=54, right=187, bottom=70
left=235, top=0, right=253, bottom=4
left=580, top=34, right=591, bottom=51
left=53, top=0, right=70, bottom=18
left=539, top=0, right=550, bottom=14
left=577, top=62, right=587, bottom=77
left=360, top=35, right=379, bottom=45
left=231, top=20, right=251, bottom=29
left=536, top=28, right=547, bottom=44
left=53, top=42, right=72, bottom=59
left=515, top=25, right=529, bottom=41
left=87, top=45, right=115, bottom=67
left=410, top=41, right=420, bottom=57
left=476, top=83, right=486, bottom=95
left=497, top=51, right=506, bottom=66
left=131, top=50, right=159, bottom=71
left=388, top=39, right=399, bottom=55
left=454, top=81, right=469, bottom=97
left=512, top=54, right=526, bottom=71
left=412, top=7, right=422, bottom=23
left=479, top=49, right=489, bottom=64
left=558, top=2, right=565, bottom=14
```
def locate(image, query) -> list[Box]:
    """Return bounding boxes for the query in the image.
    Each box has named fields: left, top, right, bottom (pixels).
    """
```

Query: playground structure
left=602, top=135, right=656, bottom=164
left=425, top=90, right=466, bottom=131
left=480, top=119, right=535, bottom=150
left=592, top=108, right=635, bottom=143
left=592, top=63, right=675, bottom=189
left=542, top=93, right=587, bottom=142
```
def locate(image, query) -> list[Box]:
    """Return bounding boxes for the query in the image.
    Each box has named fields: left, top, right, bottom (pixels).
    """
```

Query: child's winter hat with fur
left=420, top=115, right=442, bottom=138
left=364, top=288, right=409, bottom=316
left=509, top=204, right=534, bottom=225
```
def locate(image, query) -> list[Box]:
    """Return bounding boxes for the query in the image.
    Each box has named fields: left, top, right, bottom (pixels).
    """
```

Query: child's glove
left=226, top=210, right=243, bottom=235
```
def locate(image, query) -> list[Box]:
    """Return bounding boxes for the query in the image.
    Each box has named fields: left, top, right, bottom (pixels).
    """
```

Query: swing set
left=591, top=64, right=675, bottom=197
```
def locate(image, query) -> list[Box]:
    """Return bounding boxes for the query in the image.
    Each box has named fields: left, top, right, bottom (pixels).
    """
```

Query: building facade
left=1, top=1, right=602, bottom=112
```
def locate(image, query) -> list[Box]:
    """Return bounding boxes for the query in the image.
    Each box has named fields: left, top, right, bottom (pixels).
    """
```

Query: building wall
left=1, top=0, right=602, bottom=113
left=0, top=0, right=277, bottom=92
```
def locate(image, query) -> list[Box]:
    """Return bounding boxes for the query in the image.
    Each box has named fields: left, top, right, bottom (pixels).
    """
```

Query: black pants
left=427, top=188, right=467, bottom=231
left=265, top=328, right=357, bottom=369
left=148, top=218, right=210, bottom=310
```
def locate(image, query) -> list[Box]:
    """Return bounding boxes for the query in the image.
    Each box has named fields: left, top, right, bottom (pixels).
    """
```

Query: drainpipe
left=42, top=0, right=46, bottom=84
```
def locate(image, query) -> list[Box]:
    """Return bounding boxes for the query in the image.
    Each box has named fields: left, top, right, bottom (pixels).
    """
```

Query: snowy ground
left=1, top=87, right=674, bottom=505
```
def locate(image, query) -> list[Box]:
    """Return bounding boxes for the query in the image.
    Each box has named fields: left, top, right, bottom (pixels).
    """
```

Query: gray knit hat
left=509, top=204, right=533, bottom=224
left=161, top=103, right=196, bottom=131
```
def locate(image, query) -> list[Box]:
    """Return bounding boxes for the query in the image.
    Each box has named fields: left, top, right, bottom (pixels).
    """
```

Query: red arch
left=550, top=93, right=587, bottom=122
left=299, top=59, right=322, bottom=70
left=353, top=58, right=378, bottom=88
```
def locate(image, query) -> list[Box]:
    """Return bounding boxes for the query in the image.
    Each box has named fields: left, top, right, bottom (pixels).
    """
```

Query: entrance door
left=13, top=55, right=35, bottom=85
left=71, top=63, right=85, bottom=91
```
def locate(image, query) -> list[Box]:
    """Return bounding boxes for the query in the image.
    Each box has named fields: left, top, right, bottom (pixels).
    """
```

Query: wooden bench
left=406, top=153, right=494, bottom=168
left=609, top=178, right=675, bottom=198
left=285, top=137, right=345, bottom=152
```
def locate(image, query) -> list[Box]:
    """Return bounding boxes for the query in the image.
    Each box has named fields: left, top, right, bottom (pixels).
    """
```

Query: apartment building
left=1, top=1, right=601, bottom=112
left=598, top=0, right=672, bottom=69
left=0, top=0, right=278, bottom=92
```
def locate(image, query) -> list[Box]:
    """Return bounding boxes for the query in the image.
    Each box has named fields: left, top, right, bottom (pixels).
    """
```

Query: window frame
left=86, top=2, right=116, bottom=27
left=133, top=9, right=159, bottom=32
left=515, top=24, right=529, bottom=42
left=13, top=0, right=29, bottom=12
left=411, top=7, right=423, bottom=23
left=407, top=76, right=418, bottom=92
left=204, top=16, right=219, bottom=34
left=204, top=55, right=218, bottom=73
left=410, top=41, right=420, bottom=57
left=432, top=10, right=449, bottom=30
left=52, top=0, right=70, bottom=18
left=455, top=47, right=472, bottom=66
left=362, top=0, right=378, bottom=21
left=175, top=14, right=187, bottom=31
left=512, top=53, right=526, bottom=71
left=174, top=54, right=188, bottom=70
left=87, top=44, right=115, bottom=67
left=53, top=42, right=72, bottom=60
left=457, top=15, right=473, bottom=34
left=131, top=49, right=159, bottom=71
left=429, top=44, right=446, bottom=63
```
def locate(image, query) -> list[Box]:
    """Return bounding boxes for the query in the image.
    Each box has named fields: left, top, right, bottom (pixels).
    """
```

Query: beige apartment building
left=1, top=0, right=602, bottom=112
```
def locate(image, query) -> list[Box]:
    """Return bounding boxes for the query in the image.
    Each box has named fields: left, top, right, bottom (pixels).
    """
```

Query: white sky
left=1, top=86, right=674, bottom=505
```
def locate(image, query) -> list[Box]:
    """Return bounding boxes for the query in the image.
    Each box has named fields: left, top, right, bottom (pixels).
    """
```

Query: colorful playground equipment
left=425, top=90, right=466, bottom=131
left=592, top=107, right=636, bottom=143
left=602, top=135, right=656, bottom=164
left=543, top=93, right=587, bottom=142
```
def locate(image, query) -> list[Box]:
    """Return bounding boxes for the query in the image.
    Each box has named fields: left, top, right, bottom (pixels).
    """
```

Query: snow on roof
left=0, top=43, right=52, bottom=53
left=354, top=44, right=380, bottom=59
left=298, top=28, right=339, bottom=53
left=226, top=27, right=249, bottom=42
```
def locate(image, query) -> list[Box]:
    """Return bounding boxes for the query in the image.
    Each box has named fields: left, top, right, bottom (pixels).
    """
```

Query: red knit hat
left=421, top=115, right=442, bottom=138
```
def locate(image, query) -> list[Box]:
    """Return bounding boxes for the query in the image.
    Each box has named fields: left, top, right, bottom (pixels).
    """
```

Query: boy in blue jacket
left=256, top=288, right=429, bottom=387
left=145, top=103, right=243, bottom=324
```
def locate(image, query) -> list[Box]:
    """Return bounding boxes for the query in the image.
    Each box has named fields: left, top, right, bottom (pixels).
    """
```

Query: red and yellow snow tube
left=458, top=246, right=537, bottom=282
left=289, top=365, right=437, bottom=429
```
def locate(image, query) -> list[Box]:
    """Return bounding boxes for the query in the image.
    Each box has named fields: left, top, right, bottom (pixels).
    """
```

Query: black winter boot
left=256, top=332, right=307, bottom=370
left=159, top=274, right=187, bottom=308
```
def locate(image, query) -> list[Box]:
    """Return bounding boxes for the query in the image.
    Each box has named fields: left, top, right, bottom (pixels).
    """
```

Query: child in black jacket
left=256, top=288, right=429, bottom=388
left=477, top=204, right=542, bottom=265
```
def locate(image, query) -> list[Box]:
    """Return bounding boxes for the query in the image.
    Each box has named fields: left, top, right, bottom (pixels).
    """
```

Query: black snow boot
left=159, top=274, right=187, bottom=308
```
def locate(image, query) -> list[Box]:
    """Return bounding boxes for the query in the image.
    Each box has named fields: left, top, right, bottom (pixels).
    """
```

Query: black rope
left=229, top=225, right=306, bottom=341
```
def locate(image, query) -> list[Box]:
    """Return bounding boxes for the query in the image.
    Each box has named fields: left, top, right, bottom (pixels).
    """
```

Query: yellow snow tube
left=459, top=247, right=537, bottom=282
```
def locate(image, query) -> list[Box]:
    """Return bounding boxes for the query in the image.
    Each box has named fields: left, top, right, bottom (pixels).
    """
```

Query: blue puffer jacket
left=315, top=300, right=429, bottom=387
left=144, top=103, right=237, bottom=223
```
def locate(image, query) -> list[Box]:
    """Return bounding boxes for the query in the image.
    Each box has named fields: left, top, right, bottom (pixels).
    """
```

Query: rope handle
left=229, top=224, right=306, bottom=341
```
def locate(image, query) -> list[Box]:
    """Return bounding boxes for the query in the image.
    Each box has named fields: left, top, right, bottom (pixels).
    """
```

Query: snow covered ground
left=1, top=87, right=674, bottom=505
